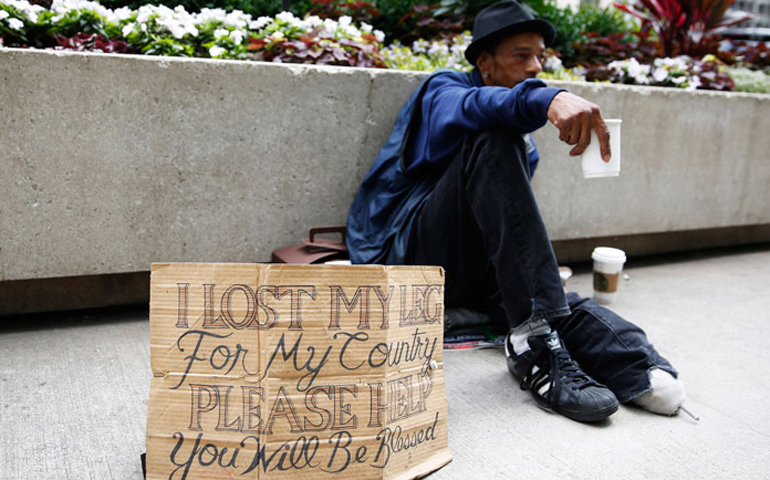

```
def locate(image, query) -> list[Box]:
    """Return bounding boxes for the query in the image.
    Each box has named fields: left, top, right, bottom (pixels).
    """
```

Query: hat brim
left=465, top=19, right=556, bottom=66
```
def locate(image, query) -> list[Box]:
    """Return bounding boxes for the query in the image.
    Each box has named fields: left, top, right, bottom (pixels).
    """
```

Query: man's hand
left=547, top=92, right=611, bottom=162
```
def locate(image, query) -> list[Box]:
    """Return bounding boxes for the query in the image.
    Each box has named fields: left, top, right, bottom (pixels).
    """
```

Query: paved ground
left=1, top=244, right=769, bottom=480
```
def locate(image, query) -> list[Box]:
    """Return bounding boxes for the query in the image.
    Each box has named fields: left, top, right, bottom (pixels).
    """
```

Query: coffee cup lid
left=591, top=247, right=627, bottom=263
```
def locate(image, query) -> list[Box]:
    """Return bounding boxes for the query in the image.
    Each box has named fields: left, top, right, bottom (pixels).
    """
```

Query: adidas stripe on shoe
left=506, top=331, right=619, bottom=422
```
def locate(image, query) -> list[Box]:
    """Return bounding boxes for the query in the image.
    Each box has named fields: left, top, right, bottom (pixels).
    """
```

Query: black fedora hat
left=465, top=0, right=556, bottom=65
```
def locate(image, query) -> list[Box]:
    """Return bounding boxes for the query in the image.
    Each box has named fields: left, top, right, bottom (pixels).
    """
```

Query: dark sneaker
left=506, top=331, right=619, bottom=422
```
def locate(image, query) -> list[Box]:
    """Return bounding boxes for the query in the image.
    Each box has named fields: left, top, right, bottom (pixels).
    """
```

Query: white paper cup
left=591, top=247, right=626, bottom=304
left=582, top=119, right=621, bottom=178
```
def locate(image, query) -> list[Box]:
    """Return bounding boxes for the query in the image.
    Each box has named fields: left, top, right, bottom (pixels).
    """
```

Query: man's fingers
left=569, top=113, right=591, bottom=156
left=595, top=121, right=612, bottom=162
left=567, top=117, right=581, bottom=146
left=548, top=92, right=611, bottom=159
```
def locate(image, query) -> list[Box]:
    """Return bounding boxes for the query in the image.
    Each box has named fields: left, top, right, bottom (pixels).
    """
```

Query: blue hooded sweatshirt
left=346, top=68, right=563, bottom=265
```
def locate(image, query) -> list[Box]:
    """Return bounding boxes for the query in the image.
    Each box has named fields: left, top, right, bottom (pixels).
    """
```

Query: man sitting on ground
left=346, top=0, right=687, bottom=422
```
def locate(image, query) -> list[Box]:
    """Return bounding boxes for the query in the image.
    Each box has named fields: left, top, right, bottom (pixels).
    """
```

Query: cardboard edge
left=392, top=450, right=454, bottom=480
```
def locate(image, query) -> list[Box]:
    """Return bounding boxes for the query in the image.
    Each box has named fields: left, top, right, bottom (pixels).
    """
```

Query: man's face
left=476, top=32, right=546, bottom=88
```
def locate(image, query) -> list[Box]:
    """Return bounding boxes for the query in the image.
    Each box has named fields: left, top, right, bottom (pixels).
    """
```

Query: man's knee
left=463, top=128, right=529, bottom=176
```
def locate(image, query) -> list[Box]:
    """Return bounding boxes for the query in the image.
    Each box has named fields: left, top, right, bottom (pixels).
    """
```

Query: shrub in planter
left=525, top=0, right=635, bottom=61
left=54, top=30, right=129, bottom=50
left=382, top=31, right=470, bottom=71
left=727, top=66, right=770, bottom=93
left=1, top=0, right=386, bottom=64
left=585, top=55, right=735, bottom=91
left=568, top=28, right=658, bottom=68
left=95, top=0, right=312, bottom=20
left=245, top=12, right=386, bottom=67
left=1, top=0, right=50, bottom=46
left=307, top=0, right=380, bottom=25
left=615, top=0, right=751, bottom=57
left=394, top=3, right=465, bottom=45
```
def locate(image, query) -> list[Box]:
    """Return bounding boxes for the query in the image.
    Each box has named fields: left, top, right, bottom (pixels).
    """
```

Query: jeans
left=403, top=128, right=677, bottom=402
left=558, top=293, right=677, bottom=402
left=406, top=128, right=570, bottom=329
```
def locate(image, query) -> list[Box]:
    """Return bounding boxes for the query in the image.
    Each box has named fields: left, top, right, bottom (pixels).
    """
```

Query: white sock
left=507, top=318, right=551, bottom=357
left=631, top=368, right=686, bottom=415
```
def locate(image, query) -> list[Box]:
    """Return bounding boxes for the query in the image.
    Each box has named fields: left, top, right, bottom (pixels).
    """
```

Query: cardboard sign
left=147, top=263, right=452, bottom=480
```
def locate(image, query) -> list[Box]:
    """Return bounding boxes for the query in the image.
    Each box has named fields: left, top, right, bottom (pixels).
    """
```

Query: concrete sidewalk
left=1, top=245, right=769, bottom=479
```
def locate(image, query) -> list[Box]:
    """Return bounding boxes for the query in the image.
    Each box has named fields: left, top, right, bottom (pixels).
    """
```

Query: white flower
left=544, top=55, right=563, bottom=72
left=214, top=28, right=229, bottom=39
left=657, top=56, right=688, bottom=72
left=360, top=22, right=372, bottom=34
left=209, top=45, right=225, bottom=57
left=323, top=18, right=338, bottom=34
left=271, top=30, right=284, bottom=40
left=8, top=17, right=23, bottom=30
left=114, top=6, right=133, bottom=21
left=276, top=11, right=294, bottom=23
left=0, top=11, right=10, bottom=21
left=136, top=7, right=152, bottom=24
left=412, top=38, right=429, bottom=53
left=158, top=19, right=186, bottom=38
left=671, top=76, right=687, bottom=84
left=338, top=15, right=352, bottom=27
left=224, top=11, right=247, bottom=29
left=428, top=42, right=448, bottom=57
left=625, top=58, right=650, bottom=78
left=183, top=21, right=198, bottom=37
left=197, top=8, right=226, bottom=23
left=303, top=15, right=321, bottom=29
left=652, top=67, right=668, bottom=82
left=229, top=29, right=243, bottom=45
left=685, top=75, right=702, bottom=91
left=140, top=22, right=147, bottom=33
left=250, top=16, right=271, bottom=30
left=374, top=30, right=384, bottom=43
left=341, top=24, right=359, bottom=38
left=122, top=22, right=135, bottom=36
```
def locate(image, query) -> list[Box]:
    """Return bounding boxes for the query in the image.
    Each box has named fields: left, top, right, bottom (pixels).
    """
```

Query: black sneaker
left=506, top=331, right=619, bottom=422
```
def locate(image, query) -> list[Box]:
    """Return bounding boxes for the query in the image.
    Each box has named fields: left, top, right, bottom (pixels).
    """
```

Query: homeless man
left=346, top=0, right=687, bottom=423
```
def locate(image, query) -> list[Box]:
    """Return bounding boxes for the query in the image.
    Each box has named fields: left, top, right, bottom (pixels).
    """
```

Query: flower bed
left=2, top=0, right=769, bottom=93
left=0, top=0, right=387, bottom=66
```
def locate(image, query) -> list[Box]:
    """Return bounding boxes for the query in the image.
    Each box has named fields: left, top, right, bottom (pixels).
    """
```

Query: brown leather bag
left=271, top=226, right=349, bottom=264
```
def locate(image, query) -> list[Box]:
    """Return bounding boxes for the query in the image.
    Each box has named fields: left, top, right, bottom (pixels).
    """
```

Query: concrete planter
left=1, top=48, right=769, bottom=311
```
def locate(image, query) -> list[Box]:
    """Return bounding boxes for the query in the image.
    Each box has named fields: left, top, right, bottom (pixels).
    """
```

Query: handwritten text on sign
left=147, top=264, right=452, bottom=480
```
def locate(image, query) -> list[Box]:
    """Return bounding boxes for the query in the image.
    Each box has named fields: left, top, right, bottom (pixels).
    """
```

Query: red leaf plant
left=54, top=33, right=130, bottom=53
left=248, top=30, right=387, bottom=68
left=614, top=0, right=751, bottom=56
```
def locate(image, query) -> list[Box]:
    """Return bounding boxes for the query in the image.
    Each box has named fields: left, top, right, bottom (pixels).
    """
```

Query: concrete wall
left=2, top=49, right=769, bottom=290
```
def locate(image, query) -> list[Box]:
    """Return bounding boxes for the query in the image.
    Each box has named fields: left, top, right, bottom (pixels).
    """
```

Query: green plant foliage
left=245, top=12, right=386, bottom=67
left=727, top=66, right=770, bottom=93
left=569, top=29, right=658, bottom=67
left=524, top=0, right=636, bottom=60
left=367, top=0, right=435, bottom=44
left=47, top=6, right=107, bottom=36
left=97, top=0, right=313, bottom=18
left=382, top=31, right=471, bottom=71
left=1, top=1, right=56, bottom=47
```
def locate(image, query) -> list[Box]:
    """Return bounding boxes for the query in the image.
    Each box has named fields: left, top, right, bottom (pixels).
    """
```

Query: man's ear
left=476, top=51, right=493, bottom=85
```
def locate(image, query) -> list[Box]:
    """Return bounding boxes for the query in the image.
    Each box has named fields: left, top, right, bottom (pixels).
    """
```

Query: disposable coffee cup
left=582, top=119, right=621, bottom=178
left=591, top=247, right=626, bottom=304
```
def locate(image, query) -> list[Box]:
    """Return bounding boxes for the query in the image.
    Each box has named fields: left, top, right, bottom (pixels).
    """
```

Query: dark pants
left=404, top=128, right=676, bottom=402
